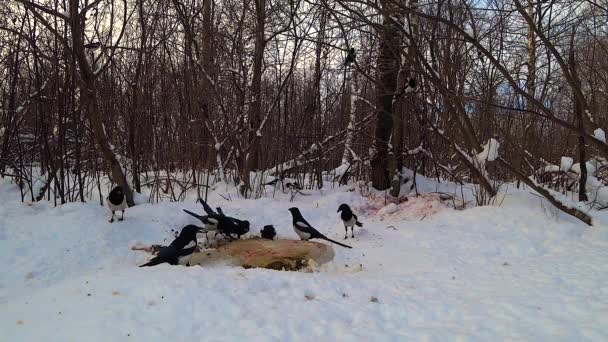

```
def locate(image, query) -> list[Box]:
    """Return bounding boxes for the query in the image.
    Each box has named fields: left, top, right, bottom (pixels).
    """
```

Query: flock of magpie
left=106, top=186, right=365, bottom=268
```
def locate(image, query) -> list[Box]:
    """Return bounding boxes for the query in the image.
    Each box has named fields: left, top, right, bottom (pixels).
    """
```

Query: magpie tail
left=140, top=257, right=164, bottom=267
left=321, top=236, right=352, bottom=248
left=183, top=209, right=206, bottom=221
left=355, top=221, right=363, bottom=227
left=197, top=198, right=216, bottom=215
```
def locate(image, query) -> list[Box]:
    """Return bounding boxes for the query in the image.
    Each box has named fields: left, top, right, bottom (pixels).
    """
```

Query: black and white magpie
left=261, top=225, right=276, bottom=240
left=337, top=203, right=363, bottom=239
left=140, top=225, right=204, bottom=267
left=183, top=208, right=250, bottom=241
left=107, top=186, right=127, bottom=223
left=182, top=209, right=219, bottom=240
left=288, top=207, right=352, bottom=248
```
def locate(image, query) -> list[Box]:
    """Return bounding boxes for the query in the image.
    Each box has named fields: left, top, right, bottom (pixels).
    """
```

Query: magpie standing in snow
left=140, top=225, right=204, bottom=267
left=285, top=181, right=306, bottom=201
left=337, top=203, right=363, bottom=239
left=288, top=207, right=352, bottom=248
left=107, top=186, right=127, bottom=223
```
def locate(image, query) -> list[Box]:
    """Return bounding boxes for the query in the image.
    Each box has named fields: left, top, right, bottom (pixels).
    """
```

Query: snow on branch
left=267, top=113, right=374, bottom=176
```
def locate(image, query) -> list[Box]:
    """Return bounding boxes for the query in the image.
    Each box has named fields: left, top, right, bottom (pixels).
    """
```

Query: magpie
left=404, top=78, right=417, bottom=94
left=183, top=209, right=250, bottom=241
left=182, top=209, right=219, bottom=240
left=140, top=225, right=204, bottom=267
left=288, top=207, right=352, bottom=248
left=264, top=175, right=284, bottom=186
left=261, top=225, right=276, bottom=240
left=107, top=186, right=127, bottom=223
left=337, top=203, right=363, bottom=239
left=197, top=198, right=216, bottom=215
left=285, top=181, right=306, bottom=201
left=344, top=48, right=356, bottom=67
left=84, top=41, right=101, bottom=49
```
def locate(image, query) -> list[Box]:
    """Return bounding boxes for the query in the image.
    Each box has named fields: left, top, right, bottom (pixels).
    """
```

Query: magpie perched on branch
left=84, top=41, right=101, bottom=50
left=404, top=78, right=417, bottom=94
left=288, top=207, right=352, bottom=248
left=344, top=47, right=356, bottom=67
left=107, top=186, right=127, bottom=223
left=140, top=225, right=204, bottom=267
left=337, top=203, right=363, bottom=239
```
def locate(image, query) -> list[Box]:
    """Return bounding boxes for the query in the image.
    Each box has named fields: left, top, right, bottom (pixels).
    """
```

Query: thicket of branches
left=1, top=0, right=608, bottom=224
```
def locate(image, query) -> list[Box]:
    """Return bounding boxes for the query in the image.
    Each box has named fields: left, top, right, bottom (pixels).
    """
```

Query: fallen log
left=189, top=238, right=335, bottom=271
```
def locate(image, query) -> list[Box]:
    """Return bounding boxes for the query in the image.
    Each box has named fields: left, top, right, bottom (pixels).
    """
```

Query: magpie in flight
left=107, top=186, right=127, bottom=223
left=288, top=207, right=352, bottom=248
left=140, top=225, right=204, bottom=267
left=261, top=225, right=277, bottom=240
left=337, top=203, right=363, bottom=239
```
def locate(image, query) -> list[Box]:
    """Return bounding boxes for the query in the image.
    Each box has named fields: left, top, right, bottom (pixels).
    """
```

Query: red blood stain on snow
left=359, top=194, right=446, bottom=221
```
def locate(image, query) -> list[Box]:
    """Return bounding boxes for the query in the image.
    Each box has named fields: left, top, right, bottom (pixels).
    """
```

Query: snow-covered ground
left=1, top=177, right=608, bottom=341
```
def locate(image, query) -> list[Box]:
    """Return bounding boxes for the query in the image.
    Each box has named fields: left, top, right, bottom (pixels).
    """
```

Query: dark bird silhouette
left=84, top=42, right=101, bottom=49
left=107, top=186, right=127, bottom=223
left=197, top=198, right=217, bottom=215
left=288, top=207, right=352, bottom=248
left=261, top=225, right=277, bottom=240
left=344, top=48, right=356, bottom=66
left=404, top=78, right=417, bottom=94
left=182, top=209, right=219, bottom=238
left=183, top=209, right=249, bottom=241
left=140, top=225, right=204, bottom=267
left=264, top=175, right=284, bottom=186
left=337, top=203, right=363, bottom=239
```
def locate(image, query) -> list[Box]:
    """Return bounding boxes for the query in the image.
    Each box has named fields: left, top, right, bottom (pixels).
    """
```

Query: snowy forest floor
left=1, top=176, right=608, bottom=341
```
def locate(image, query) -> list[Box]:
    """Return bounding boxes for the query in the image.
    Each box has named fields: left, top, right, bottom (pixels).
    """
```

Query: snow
left=560, top=156, right=574, bottom=171
left=132, top=192, right=148, bottom=205
left=568, top=159, right=605, bottom=176
left=1, top=178, right=608, bottom=341
left=476, top=138, right=500, bottom=163
left=594, top=128, right=606, bottom=143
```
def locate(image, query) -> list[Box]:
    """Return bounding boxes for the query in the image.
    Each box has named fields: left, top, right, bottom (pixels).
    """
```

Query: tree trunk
left=569, top=31, right=587, bottom=202
left=313, top=7, right=326, bottom=189
left=199, top=0, right=214, bottom=169
left=372, top=1, right=401, bottom=190
left=69, top=0, right=133, bottom=206
left=240, top=0, right=266, bottom=197
left=389, top=0, right=418, bottom=198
